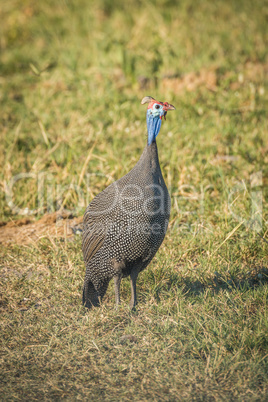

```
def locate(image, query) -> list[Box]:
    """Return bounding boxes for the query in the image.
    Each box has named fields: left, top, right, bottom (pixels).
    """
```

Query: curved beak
left=164, top=103, right=176, bottom=111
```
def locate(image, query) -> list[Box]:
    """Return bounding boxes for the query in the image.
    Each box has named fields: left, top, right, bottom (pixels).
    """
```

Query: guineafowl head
left=141, top=96, right=175, bottom=145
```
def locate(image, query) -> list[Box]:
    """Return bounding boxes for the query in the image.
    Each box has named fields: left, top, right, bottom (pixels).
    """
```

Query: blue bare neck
left=146, top=110, right=162, bottom=146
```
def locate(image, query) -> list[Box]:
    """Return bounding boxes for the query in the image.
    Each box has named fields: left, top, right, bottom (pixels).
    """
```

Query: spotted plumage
left=82, top=96, right=175, bottom=309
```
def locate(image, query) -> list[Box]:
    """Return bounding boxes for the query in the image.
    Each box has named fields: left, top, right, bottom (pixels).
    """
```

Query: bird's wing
left=82, top=184, right=117, bottom=262
left=82, top=218, right=106, bottom=262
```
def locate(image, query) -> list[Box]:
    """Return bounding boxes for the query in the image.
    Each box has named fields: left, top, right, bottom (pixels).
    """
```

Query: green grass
left=0, top=0, right=267, bottom=400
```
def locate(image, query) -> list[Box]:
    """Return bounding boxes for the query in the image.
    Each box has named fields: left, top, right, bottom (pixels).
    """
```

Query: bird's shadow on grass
left=144, top=266, right=268, bottom=303
left=179, top=266, right=268, bottom=297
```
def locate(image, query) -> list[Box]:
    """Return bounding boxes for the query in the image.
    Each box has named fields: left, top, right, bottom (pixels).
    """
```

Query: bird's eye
left=155, top=104, right=160, bottom=109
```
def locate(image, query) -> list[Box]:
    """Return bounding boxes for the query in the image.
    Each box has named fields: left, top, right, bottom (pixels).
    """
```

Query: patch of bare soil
left=0, top=210, right=83, bottom=245
left=138, top=62, right=267, bottom=92
left=161, top=68, right=218, bottom=92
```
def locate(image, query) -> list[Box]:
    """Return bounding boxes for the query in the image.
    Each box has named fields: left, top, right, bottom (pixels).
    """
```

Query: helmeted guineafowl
left=82, top=96, right=175, bottom=309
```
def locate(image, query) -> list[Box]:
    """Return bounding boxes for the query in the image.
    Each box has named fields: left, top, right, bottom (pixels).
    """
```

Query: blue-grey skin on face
left=142, top=97, right=175, bottom=146
left=149, top=103, right=166, bottom=118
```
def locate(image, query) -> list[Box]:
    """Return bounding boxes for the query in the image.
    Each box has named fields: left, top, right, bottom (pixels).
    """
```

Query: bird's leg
left=114, top=274, right=122, bottom=306
left=129, top=268, right=139, bottom=310
left=98, top=279, right=110, bottom=304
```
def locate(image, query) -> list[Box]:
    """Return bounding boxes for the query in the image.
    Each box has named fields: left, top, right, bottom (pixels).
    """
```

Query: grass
left=0, top=0, right=267, bottom=400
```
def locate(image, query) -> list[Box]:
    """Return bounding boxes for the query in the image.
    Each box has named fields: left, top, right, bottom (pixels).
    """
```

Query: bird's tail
left=83, top=279, right=100, bottom=308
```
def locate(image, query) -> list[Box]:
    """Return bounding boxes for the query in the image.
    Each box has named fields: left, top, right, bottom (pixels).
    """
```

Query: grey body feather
left=82, top=141, right=170, bottom=309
